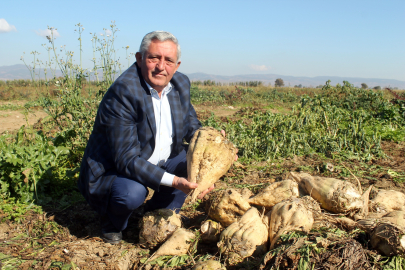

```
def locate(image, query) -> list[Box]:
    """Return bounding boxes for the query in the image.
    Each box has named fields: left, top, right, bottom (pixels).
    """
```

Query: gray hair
left=139, top=31, right=181, bottom=63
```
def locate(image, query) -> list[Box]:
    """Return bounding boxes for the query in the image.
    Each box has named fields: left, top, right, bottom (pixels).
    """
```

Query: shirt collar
left=145, top=82, right=173, bottom=99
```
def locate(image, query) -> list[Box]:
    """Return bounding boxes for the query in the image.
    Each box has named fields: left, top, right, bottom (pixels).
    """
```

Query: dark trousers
left=106, top=150, right=188, bottom=231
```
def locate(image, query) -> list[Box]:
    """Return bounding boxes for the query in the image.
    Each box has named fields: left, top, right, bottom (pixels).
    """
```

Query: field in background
left=1, top=22, right=405, bottom=269
left=1, top=78, right=405, bottom=269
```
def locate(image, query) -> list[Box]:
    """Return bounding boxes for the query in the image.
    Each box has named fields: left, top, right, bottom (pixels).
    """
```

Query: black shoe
left=101, top=215, right=122, bottom=244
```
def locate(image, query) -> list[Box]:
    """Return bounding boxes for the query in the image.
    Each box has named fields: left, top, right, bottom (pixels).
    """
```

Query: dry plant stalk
left=268, top=196, right=320, bottom=249
left=288, top=172, right=371, bottom=217
left=218, top=207, right=268, bottom=261
left=187, top=127, right=237, bottom=202
left=248, top=180, right=299, bottom=210
left=138, top=209, right=182, bottom=248
left=206, top=188, right=251, bottom=227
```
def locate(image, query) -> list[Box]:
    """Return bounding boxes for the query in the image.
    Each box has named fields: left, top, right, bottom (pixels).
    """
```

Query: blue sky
left=1, top=0, right=404, bottom=81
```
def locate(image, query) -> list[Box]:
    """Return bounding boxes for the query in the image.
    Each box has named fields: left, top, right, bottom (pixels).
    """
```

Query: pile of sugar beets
left=138, top=127, right=405, bottom=269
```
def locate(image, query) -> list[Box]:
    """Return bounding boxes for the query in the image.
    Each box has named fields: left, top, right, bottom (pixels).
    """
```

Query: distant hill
left=0, top=64, right=63, bottom=80
left=1, top=64, right=404, bottom=89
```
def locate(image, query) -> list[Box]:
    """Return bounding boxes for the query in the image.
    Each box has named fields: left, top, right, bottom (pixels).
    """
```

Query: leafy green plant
left=0, top=126, right=71, bottom=202
left=0, top=198, right=42, bottom=223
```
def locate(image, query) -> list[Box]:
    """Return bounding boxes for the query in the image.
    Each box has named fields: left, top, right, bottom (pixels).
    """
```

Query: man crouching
left=78, top=31, right=214, bottom=244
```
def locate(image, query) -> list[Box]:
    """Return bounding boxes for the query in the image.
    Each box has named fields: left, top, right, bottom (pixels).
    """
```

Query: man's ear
left=135, top=52, right=142, bottom=64
left=174, top=61, right=181, bottom=72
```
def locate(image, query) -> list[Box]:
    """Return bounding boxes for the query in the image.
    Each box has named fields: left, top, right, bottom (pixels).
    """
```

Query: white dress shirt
left=145, top=82, right=176, bottom=187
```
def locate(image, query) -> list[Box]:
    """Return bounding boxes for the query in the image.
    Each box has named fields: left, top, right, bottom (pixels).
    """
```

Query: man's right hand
left=172, top=176, right=198, bottom=194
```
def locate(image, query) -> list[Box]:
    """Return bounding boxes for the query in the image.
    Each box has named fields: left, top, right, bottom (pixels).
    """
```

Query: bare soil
left=0, top=101, right=48, bottom=134
left=1, top=102, right=405, bottom=269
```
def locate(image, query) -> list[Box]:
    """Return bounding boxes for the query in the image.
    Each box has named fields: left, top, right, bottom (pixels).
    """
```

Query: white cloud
left=35, top=28, right=61, bottom=39
left=0, top=18, right=17, bottom=33
left=249, top=64, right=270, bottom=71
left=100, top=29, right=113, bottom=37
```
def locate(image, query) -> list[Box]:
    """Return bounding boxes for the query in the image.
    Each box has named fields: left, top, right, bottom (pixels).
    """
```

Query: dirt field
left=1, top=102, right=405, bottom=269
left=0, top=101, right=48, bottom=134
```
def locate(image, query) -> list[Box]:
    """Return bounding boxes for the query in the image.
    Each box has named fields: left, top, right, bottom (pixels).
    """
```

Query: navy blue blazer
left=78, top=63, right=201, bottom=215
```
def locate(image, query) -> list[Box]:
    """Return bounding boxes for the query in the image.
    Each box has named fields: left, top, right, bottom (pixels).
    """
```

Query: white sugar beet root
left=218, top=207, right=268, bottom=260
left=268, top=196, right=321, bottom=249
left=370, top=190, right=405, bottom=214
left=192, top=260, right=226, bottom=270
left=248, top=180, right=299, bottom=210
left=356, top=211, right=405, bottom=256
left=149, top=228, right=195, bottom=261
left=138, top=209, right=182, bottom=248
left=187, top=127, right=238, bottom=202
left=288, top=172, right=371, bottom=217
left=206, top=188, right=251, bottom=227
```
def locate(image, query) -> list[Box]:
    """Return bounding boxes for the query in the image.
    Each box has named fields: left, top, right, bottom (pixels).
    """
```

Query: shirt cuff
left=160, top=172, right=175, bottom=187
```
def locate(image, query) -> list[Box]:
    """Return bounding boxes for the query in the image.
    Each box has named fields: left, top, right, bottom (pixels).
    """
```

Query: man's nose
left=156, top=59, right=164, bottom=71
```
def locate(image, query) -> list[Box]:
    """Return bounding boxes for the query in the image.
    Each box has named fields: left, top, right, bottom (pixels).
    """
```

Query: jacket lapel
left=144, top=94, right=156, bottom=139
left=168, top=89, right=183, bottom=154
left=136, top=64, right=157, bottom=138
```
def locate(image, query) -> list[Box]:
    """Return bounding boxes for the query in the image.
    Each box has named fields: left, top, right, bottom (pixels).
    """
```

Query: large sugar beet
left=192, top=260, right=226, bottom=270
left=149, top=228, right=195, bottom=261
left=358, top=211, right=405, bottom=233
left=206, top=188, right=251, bottom=227
left=268, top=196, right=320, bottom=249
left=248, top=180, right=299, bottom=210
left=370, top=190, right=405, bottom=214
left=288, top=172, right=371, bottom=216
left=187, top=127, right=237, bottom=202
left=138, top=209, right=182, bottom=248
left=356, top=211, right=405, bottom=256
left=218, top=207, right=268, bottom=261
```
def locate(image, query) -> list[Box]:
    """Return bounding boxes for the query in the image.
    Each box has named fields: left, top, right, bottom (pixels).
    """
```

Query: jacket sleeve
left=98, top=81, right=164, bottom=191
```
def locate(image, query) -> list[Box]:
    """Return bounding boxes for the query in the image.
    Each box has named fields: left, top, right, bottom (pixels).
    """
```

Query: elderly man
left=78, top=31, right=215, bottom=244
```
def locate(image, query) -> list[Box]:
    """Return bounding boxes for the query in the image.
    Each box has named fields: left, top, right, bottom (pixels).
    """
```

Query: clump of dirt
left=260, top=230, right=373, bottom=270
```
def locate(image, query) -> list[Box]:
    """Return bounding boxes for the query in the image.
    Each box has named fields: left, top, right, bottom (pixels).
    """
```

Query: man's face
left=136, top=39, right=181, bottom=92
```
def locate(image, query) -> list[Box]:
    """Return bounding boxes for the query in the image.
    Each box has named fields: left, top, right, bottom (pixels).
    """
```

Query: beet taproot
left=288, top=172, right=371, bottom=217
left=268, top=196, right=320, bottom=249
left=218, top=207, right=268, bottom=261
left=248, top=180, right=299, bottom=210
left=187, top=127, right=237, bottom=202
left=206, top=188, right=251, bottom=227
left=370, top=189, right=405, bottom=214
left=138, top=209, right=182, bottom=248
left=148, top=228, right=195, bottom=261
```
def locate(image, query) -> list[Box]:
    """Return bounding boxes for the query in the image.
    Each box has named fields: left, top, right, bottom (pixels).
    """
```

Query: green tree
left=373, top=86, right=381, bottom=90
left=361, top=83, right=368, bottom=89
left=275, top=78, right=284, bottom=87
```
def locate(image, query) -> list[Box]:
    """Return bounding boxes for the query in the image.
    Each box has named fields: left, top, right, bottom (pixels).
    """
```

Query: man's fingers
left=197, top=184, right=215, bottom=199
left=187, top=182, right=198, bottom=189
left=173, top=177, right=198, bottom=194
left=208, top=184, right=215, bottom=191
